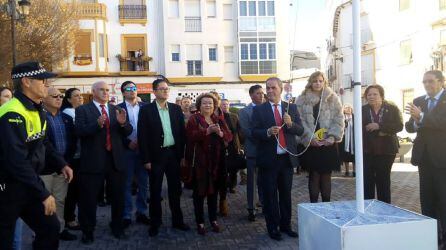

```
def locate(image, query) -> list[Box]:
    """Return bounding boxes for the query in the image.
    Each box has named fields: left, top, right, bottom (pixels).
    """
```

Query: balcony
left=117, top=55, right=154, bottom=76
left=119, top=5, right=147, bottom=25
left=76, top=3, right=107, bottom=20
left=185, top=17, right=201, bottom=32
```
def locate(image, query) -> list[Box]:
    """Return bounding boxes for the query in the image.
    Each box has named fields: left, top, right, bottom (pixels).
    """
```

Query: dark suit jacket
left=252, top=101, right=304, bottom=169
left=75, top=102, right=133, bottom=173
left=362, top=102, right=403, bottom=155
left=117, top=101, right=145, bottom=149
left=137, top=101, right=186, bottom=164
left=405, top=89, right=446, bottom=168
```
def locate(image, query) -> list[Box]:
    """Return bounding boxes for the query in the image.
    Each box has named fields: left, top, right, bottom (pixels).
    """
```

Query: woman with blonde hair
left=295, top=71, right=344, bottom=203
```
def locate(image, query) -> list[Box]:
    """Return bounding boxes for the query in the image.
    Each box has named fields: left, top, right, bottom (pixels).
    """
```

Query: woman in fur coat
left=295, top=71, right=344, bottom=203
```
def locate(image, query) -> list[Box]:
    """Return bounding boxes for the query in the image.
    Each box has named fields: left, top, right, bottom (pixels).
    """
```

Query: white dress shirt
left=269, top=101, right=287, bottom=154
left=93, top=100, right=109, bottom=117
left=125, top=101, right=140, bottom=141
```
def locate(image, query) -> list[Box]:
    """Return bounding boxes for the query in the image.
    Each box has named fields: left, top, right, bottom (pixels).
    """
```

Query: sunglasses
left=50, top=94, right=64, bottom=99
left=124, top=86, right=137, bottom=92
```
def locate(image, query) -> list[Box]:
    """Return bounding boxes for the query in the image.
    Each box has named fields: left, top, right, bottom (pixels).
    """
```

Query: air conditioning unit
left=362, top=41, right=376, bottom=51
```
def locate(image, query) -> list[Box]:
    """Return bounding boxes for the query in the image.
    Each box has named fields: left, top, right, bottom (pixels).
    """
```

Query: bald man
left=75, top=81, right=133, bottom=244
left=41, top=87, right=77, bottom=241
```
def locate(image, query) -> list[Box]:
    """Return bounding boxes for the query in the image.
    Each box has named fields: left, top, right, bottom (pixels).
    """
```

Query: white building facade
left=52, top=0, right=290, bottom=104
left=325, top=0, right=446, bottom=122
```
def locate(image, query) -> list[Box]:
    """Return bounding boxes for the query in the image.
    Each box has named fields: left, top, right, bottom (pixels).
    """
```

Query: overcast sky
left=289, top=0, right=327, bottom=53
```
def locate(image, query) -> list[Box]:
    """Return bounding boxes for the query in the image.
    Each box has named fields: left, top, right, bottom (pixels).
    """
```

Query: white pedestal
left=298, top=200, right=437, bottom=250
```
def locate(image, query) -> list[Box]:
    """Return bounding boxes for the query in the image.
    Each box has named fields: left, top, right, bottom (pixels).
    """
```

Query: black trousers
left=192, top=190, right=218, bottom=225
left=64, top=158, right=80, bottom=224
left=0, top=193, right=60, bottom=250
left=78, top=153, right=126, bottom=233
left=259, top=154, right=293, bottom=233
left=419, top=151, right=446, bottom=244
left=149, top=148, right=184, bottom=227
left=363, top=154, right=395, bottom=203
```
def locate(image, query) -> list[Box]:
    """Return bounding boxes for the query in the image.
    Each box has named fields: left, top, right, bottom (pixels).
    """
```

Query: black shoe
left=60, top=229, right=77, bottom=241
left=65, top=221, right=81, bottom=231
left=173, top=223, right=190, bottom=231
left=112, top=230, right=128, bottom=240
left=280, top=228, right=298, bottom=238
left=248, top=210, right=256, bottom=222
left=148, top=226, right=159, bottom=237
left=135, top=213, right=151, bottom=225
left=268, top=230, right=282, bottom=241
left=123, top=218, right=131, bottom=229
left=81, top=232, right=94, bottom=245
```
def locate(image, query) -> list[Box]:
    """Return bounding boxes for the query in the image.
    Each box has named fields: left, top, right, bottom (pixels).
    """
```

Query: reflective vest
left=0, top=98, right=47, bottom=142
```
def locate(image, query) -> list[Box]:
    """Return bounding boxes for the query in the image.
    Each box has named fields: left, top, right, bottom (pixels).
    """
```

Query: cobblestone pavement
left=22, top=163, right=421, bottom=250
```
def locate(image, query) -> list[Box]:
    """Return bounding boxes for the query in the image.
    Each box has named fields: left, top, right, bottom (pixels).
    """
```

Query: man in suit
left=75, top=81, right=132, bottom=244
left=138, top=79, right=190, bottom=237
left=239, top=84, right=265, bottom=221
left=252, top=77, right=303, bottom=241
left=117, top=81, right=150, bottom=228
left=405, top=70, right=446, bottom=248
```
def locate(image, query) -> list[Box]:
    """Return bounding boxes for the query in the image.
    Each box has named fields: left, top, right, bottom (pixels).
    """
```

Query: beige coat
left=295, top=87, right=344, bottom=146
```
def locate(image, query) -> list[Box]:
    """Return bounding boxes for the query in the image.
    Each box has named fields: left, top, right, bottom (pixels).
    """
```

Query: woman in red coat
left=185, top=93, right=232, bottom=236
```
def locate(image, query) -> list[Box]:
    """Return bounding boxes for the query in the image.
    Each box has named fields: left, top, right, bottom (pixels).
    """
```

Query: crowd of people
left=0, top=61, right=445, bottom=249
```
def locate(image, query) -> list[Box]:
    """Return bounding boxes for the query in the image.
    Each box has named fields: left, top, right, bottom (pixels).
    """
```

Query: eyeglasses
left=422, top=79, right=437, bottom=84
left=124, top=86, right=137, bottom=92
left=155, top=87, right=170, bottom=92
left=50, top=94, right=64, bottom=99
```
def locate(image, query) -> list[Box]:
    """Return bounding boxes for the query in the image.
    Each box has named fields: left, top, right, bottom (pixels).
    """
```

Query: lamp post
left=3, top=0, right=31, bottom=66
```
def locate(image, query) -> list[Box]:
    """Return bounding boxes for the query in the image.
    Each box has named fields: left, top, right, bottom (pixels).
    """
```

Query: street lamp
left=1, top=0, right=32, bottom=66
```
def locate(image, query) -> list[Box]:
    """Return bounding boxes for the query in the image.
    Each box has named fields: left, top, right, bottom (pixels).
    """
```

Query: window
left=259, top=61, right=276, bottom=74
left=171, top=44, right=180, bottom=61
left=268, top=43, right=276, bottom=59
left=258, top=1, right=266, bottom=16
left=240, top=44, right=249, bottom=60
left=248, top=1, right=256, bottom=16
left=239, top=1, right=247, bottom=16
left=187, top=60, right=202, bottom=75
left=185, top=0, right=201, bottom=17
left=259, top=43, right=267, bottom=59
left=208, top=45, right=217, bottom=61
left=441, top=0, right=446, bottom=10
left=249, top=44, right=257, bottom=60
left=441, top=30, right=446, bottom=45
left=207, top=0, right=216, bottom=17
left=241, top=61, right=259, bottom=74
left=267, top=1, right=274, bottom=16
left=224, top=46, right=234, bottom=62
left=400, top=40, right=412, bottom=65
left=98, top=34, right=105, bottom=57
left=399, top=0, right=410, bottom=11
left=74, top=31, right=92, bottom=58
left=169, top=0, right=179, bottom=18
left=223, top=4, right=233, bottom=20
left=402, top=89, right=414, bottom=109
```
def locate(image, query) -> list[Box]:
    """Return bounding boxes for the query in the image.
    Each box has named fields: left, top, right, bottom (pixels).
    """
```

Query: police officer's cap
left=11, top=61, right=57, bottom=80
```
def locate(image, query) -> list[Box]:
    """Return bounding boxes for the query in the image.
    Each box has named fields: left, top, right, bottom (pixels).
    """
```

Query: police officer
left=0, top=61, right=73, bottom=250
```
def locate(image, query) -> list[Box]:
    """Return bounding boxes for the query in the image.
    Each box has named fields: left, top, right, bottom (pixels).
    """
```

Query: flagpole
left=352, top=0, right=365, bottom=213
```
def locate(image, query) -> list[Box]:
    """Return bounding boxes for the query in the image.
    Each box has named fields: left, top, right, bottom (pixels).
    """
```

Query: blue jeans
left=123, top=150, right=148, bottom=219
left=13, top=219, right=23, bottom=250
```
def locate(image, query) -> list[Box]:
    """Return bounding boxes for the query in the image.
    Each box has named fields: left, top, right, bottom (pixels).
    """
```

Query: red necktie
left=273, top=104, right=287, bottom=149
left=100, top=104, right=112, bottom=151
